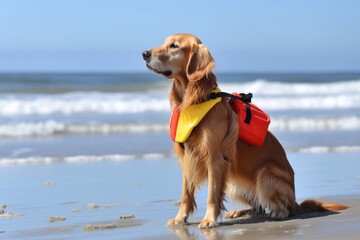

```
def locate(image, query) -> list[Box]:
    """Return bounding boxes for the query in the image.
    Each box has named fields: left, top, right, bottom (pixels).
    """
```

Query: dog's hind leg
left=256, top=164, right=296, bottom=219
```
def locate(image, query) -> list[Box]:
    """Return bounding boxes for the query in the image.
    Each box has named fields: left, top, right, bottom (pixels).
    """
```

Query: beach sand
left=0, top=152, right=359, bottom=239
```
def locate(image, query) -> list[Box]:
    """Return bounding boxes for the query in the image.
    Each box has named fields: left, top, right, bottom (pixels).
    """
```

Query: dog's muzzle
left=142, top=50, right=172, bottom=77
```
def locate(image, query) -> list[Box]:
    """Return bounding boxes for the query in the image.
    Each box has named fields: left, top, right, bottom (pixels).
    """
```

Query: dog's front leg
left=198, top=159, right=226, bottom=229
left=167, top=170, right=196, bottom=225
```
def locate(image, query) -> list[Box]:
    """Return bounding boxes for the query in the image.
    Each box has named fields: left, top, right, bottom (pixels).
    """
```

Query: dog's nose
left=142, top=51, right=151, bottom=60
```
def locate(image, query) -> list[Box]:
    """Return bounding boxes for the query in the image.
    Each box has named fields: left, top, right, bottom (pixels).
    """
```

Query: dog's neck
left=170, top=73, right=218, bottom=110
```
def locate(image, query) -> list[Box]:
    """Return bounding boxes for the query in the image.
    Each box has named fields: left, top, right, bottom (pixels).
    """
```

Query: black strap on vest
left=209, top=91, right=253, bottom=124
left=244, top=103, right=252, bottom=124
left=209, top=92, right=252, bottom=103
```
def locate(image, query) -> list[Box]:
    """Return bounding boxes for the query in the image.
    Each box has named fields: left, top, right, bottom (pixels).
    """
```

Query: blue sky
left=0, top=0, right=359, bottom=72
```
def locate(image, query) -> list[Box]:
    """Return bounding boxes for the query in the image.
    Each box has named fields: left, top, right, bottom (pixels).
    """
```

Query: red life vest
left=169, top=90, right=270, bottom=147
left=229, top=93, right=270, bottom=146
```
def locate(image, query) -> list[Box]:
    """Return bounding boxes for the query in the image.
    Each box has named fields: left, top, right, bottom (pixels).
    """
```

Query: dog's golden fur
left=143, top=33, right=348, bottom=229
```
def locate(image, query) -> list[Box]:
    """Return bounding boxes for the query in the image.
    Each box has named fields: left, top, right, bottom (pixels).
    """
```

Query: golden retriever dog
left=142, top=33, right=348, bottom=229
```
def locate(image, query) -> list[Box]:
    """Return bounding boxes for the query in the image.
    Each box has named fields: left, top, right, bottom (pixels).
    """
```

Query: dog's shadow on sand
left=167, top=211, right=340, bottom=240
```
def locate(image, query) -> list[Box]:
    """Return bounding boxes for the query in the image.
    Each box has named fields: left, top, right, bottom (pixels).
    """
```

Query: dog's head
left=142, top=34, right=215, bottom=81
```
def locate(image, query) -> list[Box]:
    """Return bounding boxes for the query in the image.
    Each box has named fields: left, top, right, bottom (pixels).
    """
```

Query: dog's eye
left=169, top=43, right=179, bottom=49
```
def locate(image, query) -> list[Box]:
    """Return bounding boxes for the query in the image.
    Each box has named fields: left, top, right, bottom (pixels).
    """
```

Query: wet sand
left=0, top=152, right=359, bottom=239
left=167, top=196, right=360, bottom=240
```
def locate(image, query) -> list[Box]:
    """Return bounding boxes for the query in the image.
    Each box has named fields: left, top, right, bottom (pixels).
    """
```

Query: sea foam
left=0, top=115, right=359, bottom=138
left=1, top=80, right=359, bottom=116
left=0, top=92, right=169, bottom=116
left=0, top=153, right=172, bottom=166
left=1, top=146, right=359, bottom=166
left=221, top=79, right=360, bottom=96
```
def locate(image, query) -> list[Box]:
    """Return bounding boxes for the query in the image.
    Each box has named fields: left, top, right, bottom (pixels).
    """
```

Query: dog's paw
left=225, top=210, right=242, bottom=219
left=167, top=218, right=187, bottom=226
left=225, top=209, right=251, bottom=219
left=270, top=208, right=289, bottom=219
left=198, top=218, right=217, bottom=229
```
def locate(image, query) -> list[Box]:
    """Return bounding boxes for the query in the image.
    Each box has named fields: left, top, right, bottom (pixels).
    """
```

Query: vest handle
left=209, top=91, right=253, bottom=103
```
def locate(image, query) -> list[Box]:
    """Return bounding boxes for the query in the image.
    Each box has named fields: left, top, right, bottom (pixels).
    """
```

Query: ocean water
left=0, top=72, right=360, bottom=166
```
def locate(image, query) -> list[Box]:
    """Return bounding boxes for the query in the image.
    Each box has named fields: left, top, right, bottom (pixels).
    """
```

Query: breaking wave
left=269, top=116, right=360, bottom=132
left=221, top=79, right=360, bottom=96
left=0, top=115, right=359, bottom=138
left=0, top=80, right=359, bottom=116
left=0, top=92, right=169, bottom=116
left=0, top=121, right=169, bottom=138
left=1, top=146, right=360, bottom=166
left=0, top=153, right=172, bottom=167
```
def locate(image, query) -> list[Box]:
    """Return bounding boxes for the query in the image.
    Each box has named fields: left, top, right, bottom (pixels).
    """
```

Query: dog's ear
left=186, top=43, right=215, bottom=81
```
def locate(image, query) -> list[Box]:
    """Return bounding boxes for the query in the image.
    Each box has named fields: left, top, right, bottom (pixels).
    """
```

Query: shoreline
left=1, top=152, right=359, bottom=239
left=1, top=194, right=359, bottom=240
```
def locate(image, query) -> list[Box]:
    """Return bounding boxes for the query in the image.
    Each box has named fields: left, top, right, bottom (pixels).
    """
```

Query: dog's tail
left=298, top=199, right=349, bottom=214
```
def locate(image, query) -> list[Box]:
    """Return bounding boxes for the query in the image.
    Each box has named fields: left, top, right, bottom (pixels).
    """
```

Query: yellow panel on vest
left=175, top=88, right=221, bottom=143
